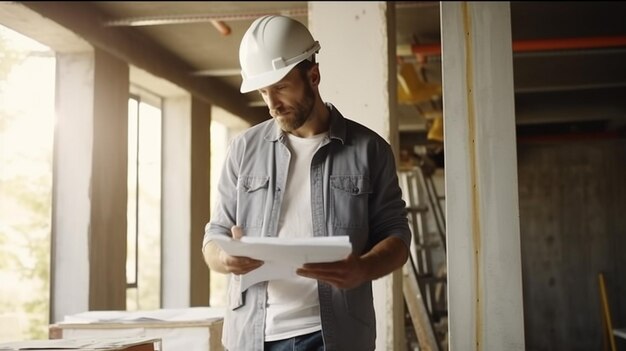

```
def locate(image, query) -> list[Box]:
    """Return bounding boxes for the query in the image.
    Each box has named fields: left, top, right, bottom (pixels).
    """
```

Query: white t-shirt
left=264, top=131, right=328, bottom=341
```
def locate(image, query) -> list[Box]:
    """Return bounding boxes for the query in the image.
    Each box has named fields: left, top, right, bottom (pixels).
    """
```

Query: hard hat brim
left=240, top=61, right=299, bottom=93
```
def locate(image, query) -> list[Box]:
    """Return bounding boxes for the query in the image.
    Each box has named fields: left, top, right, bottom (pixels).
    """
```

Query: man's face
left=258, top=67, right=315, bottom=133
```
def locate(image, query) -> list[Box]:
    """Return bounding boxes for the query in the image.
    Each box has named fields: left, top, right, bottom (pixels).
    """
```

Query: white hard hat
left=239, top=15, right=321, bottom=93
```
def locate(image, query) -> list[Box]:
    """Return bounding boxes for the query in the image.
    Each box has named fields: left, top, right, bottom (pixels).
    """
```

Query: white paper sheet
left=0, top=336, right=160, bottom=350
left=61, top=328, right=206, bottom=351
left=63, top=307, right=225, bottom=324
left=208, top=235, right=352, bottom=291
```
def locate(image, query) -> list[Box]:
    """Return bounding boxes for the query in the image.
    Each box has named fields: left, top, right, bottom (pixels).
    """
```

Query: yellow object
left=397, top=62, right=442, bottom=104
left=427, top=115, right=444, bottom=142
left=598, top=272, right=617, bottom=351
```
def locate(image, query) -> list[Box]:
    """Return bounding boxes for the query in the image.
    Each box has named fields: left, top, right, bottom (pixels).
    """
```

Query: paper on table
left=62, top=307, right=225, bottom=324
left=0, top=336, right=160, bottom=350
left=208, top=235, right=352, bottom=291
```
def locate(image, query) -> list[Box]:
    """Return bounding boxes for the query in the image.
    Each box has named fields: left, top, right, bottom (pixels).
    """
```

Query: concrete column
left=308, top=3, right=402, bottom=350
left=441, top=2, right=525, bottom=350
left=88, top=49, right=129, bottom=311
left=162, top=96, right=192, bottom=308
left=161, top=96, right=211, bottom=307
left=189, top=97, right=211, bottom=306
left=51, top=51, right=94, bottom=323
left=51, top=48, right=129, bottom=322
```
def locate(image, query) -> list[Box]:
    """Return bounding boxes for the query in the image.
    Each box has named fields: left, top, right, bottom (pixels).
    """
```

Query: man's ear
left=309, top=63, right=321, bottom=87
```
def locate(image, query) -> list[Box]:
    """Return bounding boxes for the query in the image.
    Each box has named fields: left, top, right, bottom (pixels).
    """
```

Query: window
left=208, top=106, right=249, bottom=307
left=126, top=91, right=162, bottom=311
left=0, top=25, right=54, bottom=340
left=209, top=119, right=228, bottom=307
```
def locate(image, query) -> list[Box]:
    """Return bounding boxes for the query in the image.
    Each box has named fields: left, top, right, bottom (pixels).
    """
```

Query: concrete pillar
left=51, top=48, right=129, bottom=322
left=51, top=51, right=93, bottom=323
left=190, top=97, right=211, bottom=306
left=441, top=2, right=525, bottom=350
left=161, top=96, right=192, bottom=308
left=308, top=2, right=402, bottom=350
left=161, top=96, right=211, bottom=307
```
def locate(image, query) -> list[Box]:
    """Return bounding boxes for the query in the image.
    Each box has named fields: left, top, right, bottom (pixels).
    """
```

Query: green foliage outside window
left=0, top=27, right=53, bottom=341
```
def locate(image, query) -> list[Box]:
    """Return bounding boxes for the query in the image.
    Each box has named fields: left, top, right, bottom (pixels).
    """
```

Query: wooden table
left=0, top=336, right=160, bottom=350
left=49, top=308, right=224, bottom=351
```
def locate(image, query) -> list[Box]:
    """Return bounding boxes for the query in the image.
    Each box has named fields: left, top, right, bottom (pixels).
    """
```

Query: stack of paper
left=62, top=307, right=225, bottom=324
left=0, top=336, right=160, bottom=350
left=208, top=235, right=352, bottom=291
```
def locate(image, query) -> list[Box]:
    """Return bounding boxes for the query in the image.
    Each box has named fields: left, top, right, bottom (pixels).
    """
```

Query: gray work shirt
left=204, top=103, right=411, bottom=351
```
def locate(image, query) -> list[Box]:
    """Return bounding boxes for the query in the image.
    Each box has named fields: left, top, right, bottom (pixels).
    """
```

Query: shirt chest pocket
left=330, top=175, right=371, bottom=229
left=237, top=175, right=269, bottom=229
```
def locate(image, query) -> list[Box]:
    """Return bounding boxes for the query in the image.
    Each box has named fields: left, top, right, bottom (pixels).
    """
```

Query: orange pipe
left=513, top=35, right=626, bottom=52
left=411, top=43, right=442, bottom=56
left=210, top=20, right=231, bottom=36
left=411, top=35, right=626, bottom=57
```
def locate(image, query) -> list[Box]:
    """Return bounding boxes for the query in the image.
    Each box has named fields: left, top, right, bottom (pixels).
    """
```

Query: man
left=203, top=15, right=411, bottom=351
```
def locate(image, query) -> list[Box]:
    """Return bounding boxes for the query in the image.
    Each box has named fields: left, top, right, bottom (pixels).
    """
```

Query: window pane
left=126, top=97, right=161, bottom=311
left=0, top=25, right=54, bottom=341
left=209, top=119, right=229, bottom=307
left=126, top=98, right=138, bottom=288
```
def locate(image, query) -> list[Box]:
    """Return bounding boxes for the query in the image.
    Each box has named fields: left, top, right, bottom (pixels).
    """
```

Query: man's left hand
left=296, top=254, right=366, bottom=289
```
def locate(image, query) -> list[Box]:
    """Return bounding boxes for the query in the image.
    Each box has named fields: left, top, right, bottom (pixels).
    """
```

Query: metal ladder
left=399, top=151, right=448, bottom=351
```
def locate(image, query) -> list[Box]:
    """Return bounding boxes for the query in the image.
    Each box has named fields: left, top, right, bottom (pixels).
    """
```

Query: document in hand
left=208, top=235, right=352, bottom=291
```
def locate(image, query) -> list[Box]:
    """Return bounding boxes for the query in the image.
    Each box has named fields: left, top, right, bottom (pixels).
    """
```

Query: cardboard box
left=0, top=336, right=160, bottom=351
left=49, top=308, right=224, bottom=351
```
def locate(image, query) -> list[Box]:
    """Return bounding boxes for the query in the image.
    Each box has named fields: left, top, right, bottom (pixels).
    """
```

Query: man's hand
left=296, top=254, right=367, bottom=289
left=219, top=226, right=264, bottom=274
left=296, top=236, right=409, bottom=289
left=203, top=226, right=263, bottom=274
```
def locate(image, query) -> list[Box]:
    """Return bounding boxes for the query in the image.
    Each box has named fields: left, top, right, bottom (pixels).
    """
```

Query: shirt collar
left=262, top=102, right=346, bottom=144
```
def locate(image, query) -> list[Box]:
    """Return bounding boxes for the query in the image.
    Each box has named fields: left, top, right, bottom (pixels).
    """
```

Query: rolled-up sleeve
left=368, top=141, right=411, bottom=250
left=203, top=136, right=244, bottom=249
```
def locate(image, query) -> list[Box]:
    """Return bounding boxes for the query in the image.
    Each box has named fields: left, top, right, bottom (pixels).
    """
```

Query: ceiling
left=5, top=1, right=626, bottom=138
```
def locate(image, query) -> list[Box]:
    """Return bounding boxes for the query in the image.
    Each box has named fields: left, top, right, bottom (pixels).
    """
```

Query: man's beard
left=272, top=83, right=315, bottom=133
